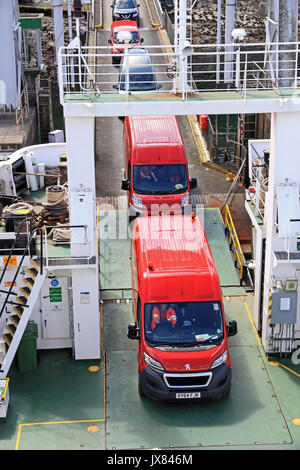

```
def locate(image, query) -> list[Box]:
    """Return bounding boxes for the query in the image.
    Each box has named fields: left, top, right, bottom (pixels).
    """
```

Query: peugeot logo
left=185, top=364, right=191, bottom=370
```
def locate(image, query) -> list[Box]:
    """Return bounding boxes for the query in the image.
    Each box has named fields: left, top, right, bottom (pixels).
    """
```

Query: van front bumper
left=139, top=363, right=231, bottom=401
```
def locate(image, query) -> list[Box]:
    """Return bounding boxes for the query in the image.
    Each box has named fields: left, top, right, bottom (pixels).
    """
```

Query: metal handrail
left=0, top=226, right=44, bottom=321
left=42, top=224, right=95, bottom=267
left=0, top=217, right=33, bottom=285
left=223, top=204, right=244, bottom=282
left=58, top=40, right=300, bottom=103
left=15, top=85, right=29, bottom=125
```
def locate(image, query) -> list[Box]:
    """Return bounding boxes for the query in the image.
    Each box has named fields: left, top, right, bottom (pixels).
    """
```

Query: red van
left=128, top=214, right=237, bottom=401
left=121, top=116, right=197, bottom=221
left=109, top=21, right=143, bottom=65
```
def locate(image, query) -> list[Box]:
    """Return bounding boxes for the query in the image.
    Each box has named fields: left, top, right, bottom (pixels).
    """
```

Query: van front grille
left=163, top=372, right=212, bottom=389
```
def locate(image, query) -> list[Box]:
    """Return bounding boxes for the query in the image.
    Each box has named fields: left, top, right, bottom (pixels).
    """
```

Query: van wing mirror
left=190, top=178, right=197, bottom=189
left=227, top=320, right=237, bottom=337
left=157, top=83, right=163, bottom=90
left=112, top=84, right=119, bottom=90
left=140, top=38, right=144, bottom=43
left=121, top=179, right=130, bottom=190
left=108, top=39, right=112, bottom=44
left=128, top=323, right=140, bottom=340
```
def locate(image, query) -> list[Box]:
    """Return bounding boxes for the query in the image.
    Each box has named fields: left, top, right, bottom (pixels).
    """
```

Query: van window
left=133, top=164, right=188, bottom=194
left=144, top=302, right=224, bottom=347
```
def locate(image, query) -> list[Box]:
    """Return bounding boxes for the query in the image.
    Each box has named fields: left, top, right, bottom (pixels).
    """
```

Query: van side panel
left=123, top=117, right=131, bottom=178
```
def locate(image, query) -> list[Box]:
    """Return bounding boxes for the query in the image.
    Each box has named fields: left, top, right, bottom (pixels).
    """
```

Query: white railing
left=248, top=160, right=268, bottom=221
left=57, top=41, right=300, bottom=104
left=43, top=224, right=96, bottom=268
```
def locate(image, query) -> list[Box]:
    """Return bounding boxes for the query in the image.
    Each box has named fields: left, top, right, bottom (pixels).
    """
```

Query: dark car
left=113, top=48, right=162, bottom=93
left=111, top=0, right=140, bottom=26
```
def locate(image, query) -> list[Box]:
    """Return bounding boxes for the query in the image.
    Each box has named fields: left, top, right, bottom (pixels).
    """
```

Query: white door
left=41, top=277, right=70, bottom=339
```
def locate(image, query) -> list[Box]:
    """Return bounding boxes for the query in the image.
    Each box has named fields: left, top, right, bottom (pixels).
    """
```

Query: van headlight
left=211, top=350, right=228, bottom=369
left=132, top=193, right=143, bottom=207
left=144, top=353, right=164, bottom=371
left=181, top=192, right=190, bottom=207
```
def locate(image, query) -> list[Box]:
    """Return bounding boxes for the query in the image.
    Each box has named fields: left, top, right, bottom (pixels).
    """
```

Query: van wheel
left=138, top=376, right=145, bottom=397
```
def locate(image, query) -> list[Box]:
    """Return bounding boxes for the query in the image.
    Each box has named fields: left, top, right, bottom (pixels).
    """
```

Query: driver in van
left=151, top=304, right=177, bottom=330
left=139, top=166, right=158, bottom=182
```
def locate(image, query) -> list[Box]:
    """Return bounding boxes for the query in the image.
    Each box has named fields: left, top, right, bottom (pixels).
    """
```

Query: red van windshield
left=133, top=164, right=188, bottom=194
left=144, top=302, right=224, bottom=347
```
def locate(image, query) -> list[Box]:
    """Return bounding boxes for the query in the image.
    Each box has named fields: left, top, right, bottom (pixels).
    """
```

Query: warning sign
left=3, top=256, right=17, bottom=267
left=49, top=287, right=62, bottom=303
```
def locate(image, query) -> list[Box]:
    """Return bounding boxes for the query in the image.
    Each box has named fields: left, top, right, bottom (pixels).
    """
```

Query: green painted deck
left=99, top=208, right=245, bottom=297
left=1, top=208, right=300, bottom=450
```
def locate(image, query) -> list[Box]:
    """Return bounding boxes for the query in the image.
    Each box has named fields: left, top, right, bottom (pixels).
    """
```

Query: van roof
left=135, top=215, right=215, bottom=273
left=128, top=116, right=183, bottom=145
left=133, top=215, right=221, bottom=302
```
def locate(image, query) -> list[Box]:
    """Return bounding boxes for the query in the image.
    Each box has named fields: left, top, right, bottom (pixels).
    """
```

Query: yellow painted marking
left=87, top=425, right=100, bottom=433
left=269, top=361, right=300, bottom=378
left=293, top=418, right=300, bottom=425
left=15, top=419, right=105, bottom=450
left=244, top=302, right=261, bottom=346
left=15, top=351, right=107, bottom=450
left=88, top=365, right=100, bottom=372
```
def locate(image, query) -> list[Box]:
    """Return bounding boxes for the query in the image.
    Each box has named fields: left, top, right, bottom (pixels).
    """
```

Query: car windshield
left=114, top=31, right=139, bottom=43
left=120, top=70, right=156, bottom=91
left=133, top=164, right=188, bottom=194
left=115, top=0, right=136, bottom=8
left=144, top=302, right=224, bottom=347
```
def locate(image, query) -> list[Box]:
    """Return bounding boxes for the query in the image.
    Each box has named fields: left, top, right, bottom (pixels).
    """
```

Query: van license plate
left=176, top=392, right=201, bottom=399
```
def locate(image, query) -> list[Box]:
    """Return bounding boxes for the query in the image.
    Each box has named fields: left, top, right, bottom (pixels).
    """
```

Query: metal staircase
left=0, top=223, right=46, bottom=378
left=0, top=260, right=46, bottom=378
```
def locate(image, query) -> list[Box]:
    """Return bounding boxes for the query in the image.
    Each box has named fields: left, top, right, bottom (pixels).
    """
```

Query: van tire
left=138, top=376, right=145, bottom=397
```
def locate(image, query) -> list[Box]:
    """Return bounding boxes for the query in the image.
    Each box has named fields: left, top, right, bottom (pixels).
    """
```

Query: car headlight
left=132, top=12, right=138, bottom=16
left=211, top=350, right=228, bottom=369
left=114, top=13, right=120, bottom=17
left=181, top=192, right=190, bottom=207
left=144, top=353, right=164, bottom=371
left=132, top=193, right=143, bottom=207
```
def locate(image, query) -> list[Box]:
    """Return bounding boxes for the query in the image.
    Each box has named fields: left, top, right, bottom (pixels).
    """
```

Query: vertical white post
left=0, top=0, right=18, bottom=108
left=224, top=0, right=236, bottom=84
left=178, top=0, right=187, bottom=96
left=278, top=0, right=298, bottom=88
left=216, top=0, right=222, bottom=84
left=67, top=0, right=75, bottom=88
left=65, top=115, right=100, bottom=359
left=52, top=0, right=65, bottom=65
